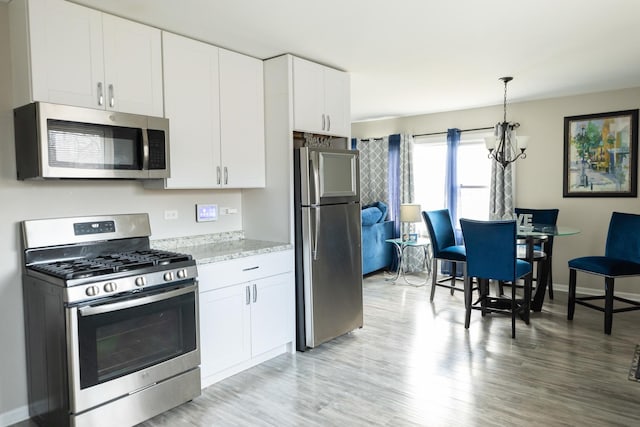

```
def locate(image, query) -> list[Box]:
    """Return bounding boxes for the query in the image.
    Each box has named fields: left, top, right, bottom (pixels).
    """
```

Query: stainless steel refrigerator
left=294, top=146, right=363, bottom=351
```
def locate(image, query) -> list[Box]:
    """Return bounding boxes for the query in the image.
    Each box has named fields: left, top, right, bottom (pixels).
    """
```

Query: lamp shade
left=400, top=204, right=422, bottom=223
left=484, top=136, right=497, bottom=150
left=517, top=135, right=530, bottom=150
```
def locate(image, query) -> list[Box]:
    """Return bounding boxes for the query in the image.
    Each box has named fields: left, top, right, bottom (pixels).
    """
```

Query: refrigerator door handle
left=312, top=207, right=320, bottom=260
left=310, top=151, right=321, bottom=206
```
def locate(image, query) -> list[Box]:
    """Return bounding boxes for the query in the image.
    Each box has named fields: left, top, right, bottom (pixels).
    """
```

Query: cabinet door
left=162, top=32, right=221, bottom=189
left=102, top=14, right=163, bottom=116
left=323, top=67, right=351, bottom=137
left=27, top=0, right=104, bottom=109
left=219, top=49, right=265, bottom=188
left=250, top=272, right=295, bottom=357
left=199, top=284, right=251, bottom=380
left=292, top=57, right=325, bottom=134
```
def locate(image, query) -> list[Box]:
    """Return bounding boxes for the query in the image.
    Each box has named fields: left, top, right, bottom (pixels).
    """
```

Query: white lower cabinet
left=197, top=251, right=294, bottom=388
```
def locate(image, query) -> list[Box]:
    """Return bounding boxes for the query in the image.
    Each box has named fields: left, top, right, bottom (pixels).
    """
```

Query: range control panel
left=74, top=220, right=116, bottom=236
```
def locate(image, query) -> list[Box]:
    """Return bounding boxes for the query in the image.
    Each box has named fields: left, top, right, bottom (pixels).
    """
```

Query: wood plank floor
left=13, top=272, right=640, bottom=426
left=139, top=272, right=640, bottom=426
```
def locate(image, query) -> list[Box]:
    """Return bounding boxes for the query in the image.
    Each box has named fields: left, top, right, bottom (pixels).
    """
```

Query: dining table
left=517, top=224, right=580, bottom=311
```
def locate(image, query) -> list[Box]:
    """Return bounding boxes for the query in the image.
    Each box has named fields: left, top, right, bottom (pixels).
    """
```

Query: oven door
left=67, top=281, right=200, bottom=414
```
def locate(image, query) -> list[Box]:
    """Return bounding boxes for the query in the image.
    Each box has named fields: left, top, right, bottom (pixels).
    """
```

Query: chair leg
left=464, top=266, right=472, bottom=329
left=604, top=277, right=614, bottom=335
left=480, top=279, right=489, bottom=316
left=450, top=263, right=457, bottom=295
left=429, top=258, right=438, bottom=302
left=567, top=269, right=576, bottom=320
left=511, top=278, right=516, bottom=339
left=523, top=273, right=532, bottom=325
left=547, top=262, right=554, bottom=300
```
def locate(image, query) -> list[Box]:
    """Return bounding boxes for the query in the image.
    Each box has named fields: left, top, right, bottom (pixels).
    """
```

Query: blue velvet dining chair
left=515, top=207, right=560, bottom=299
left=422, top=209, right=466, bottom=302
left=567, top=212, right=640, bottom=335
left=460, top=219, right=533, bottom=338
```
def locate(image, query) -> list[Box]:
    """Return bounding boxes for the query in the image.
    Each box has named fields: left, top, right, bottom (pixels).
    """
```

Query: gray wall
left=0, top=3, right=244, bottom=422
left=352, top=88, right=640, bottom=294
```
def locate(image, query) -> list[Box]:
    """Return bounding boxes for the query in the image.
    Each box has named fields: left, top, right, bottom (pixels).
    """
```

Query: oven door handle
left=78, top=284, right=195, bottom=317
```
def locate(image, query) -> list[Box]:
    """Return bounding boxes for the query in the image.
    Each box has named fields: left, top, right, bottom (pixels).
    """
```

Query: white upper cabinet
left=292, top=57, right=350, bottom=137
left=9, top=0, right=163, bottom=116
left=219, top=49, right=266, bottom=188
left=161, top=31, right=221, bottom=189
left=156, top=33, right=265, bottom=189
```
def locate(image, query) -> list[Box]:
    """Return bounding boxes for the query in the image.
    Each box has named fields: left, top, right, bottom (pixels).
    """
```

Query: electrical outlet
left=164, top=210, right=178, bottom=220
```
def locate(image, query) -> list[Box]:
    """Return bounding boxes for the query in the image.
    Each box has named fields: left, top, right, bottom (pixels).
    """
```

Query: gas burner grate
left=29, top=249, right=193, bottom=280
left=122, top=249, right=192, bottom=265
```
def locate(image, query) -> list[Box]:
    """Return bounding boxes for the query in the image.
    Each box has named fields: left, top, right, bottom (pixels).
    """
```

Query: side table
left=385, top=237, right=432, bottom=286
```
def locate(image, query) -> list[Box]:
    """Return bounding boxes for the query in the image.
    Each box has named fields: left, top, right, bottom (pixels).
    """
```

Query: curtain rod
left=412, top=126, right=494, bottom=138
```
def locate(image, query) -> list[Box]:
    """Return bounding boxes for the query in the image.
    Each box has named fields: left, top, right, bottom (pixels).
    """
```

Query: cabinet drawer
left=198, top=250, right=293, bottom=292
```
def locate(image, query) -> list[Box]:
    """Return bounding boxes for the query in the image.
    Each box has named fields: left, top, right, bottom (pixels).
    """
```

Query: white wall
left=352, top=88, right=640, bottom=294
left=0, top=3, right=244, bottom=423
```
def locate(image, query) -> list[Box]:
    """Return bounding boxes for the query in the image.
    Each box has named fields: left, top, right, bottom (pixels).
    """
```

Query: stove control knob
left=86, top=286, right=99, bottom=297
left=104, top=282, right=117, bottom=293
left=164, top=272, right=174, bottom=281
left=135, top=277, right=146, bottom=287
left=177, top=269, right=187, bottom=279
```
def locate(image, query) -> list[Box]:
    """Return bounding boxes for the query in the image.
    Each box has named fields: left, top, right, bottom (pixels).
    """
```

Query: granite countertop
left=151, top=232, right=292, bottom=264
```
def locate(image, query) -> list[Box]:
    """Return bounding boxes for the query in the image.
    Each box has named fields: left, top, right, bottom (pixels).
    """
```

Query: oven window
left=77, top=288, right=196, bottom=389
left=47, top=119, right=142, bottom=170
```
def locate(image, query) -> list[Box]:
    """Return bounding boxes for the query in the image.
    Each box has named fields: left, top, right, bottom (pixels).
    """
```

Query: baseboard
left=553, top=283, right=640, bottom=300
left=0, top=404, right=29, bottom=427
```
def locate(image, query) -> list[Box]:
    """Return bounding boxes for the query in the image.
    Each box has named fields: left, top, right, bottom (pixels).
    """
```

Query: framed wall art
left=563, top=109, right=638, bottom=197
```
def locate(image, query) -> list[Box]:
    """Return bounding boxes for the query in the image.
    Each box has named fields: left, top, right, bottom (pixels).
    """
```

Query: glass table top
left=517, top=224, right=580, bottom=237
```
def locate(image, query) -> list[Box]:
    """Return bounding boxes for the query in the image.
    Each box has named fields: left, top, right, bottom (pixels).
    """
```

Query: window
left=413, top=133, right=492, bottom=235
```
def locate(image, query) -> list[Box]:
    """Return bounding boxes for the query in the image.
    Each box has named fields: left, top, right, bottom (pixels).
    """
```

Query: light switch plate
left=196, top=204, right=218, bottom=222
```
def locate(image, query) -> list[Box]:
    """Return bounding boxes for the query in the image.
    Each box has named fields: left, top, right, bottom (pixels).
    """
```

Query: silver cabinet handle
left=108, top=84, right=115, bottom=108
left=242, top=266, right=259, bottom=272
left=224, top=166, right=228, bottom=185
left=252, top=283, right=257, bottom=303
left=322, top=114, right=325, bottom=131
left=327, top=115, right=331, bottom=132
left=97, top=82, right=104, bottom=106
left=216, top=166, right=221, bottom=185
left=245, top=286, right=251, bottom=305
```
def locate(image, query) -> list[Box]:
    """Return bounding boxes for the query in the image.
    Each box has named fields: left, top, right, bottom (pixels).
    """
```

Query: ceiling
left=63, top=0, right=640, bottom=122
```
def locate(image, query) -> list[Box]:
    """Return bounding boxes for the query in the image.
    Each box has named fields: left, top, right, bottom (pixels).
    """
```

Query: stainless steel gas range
left=21, top=213, right=201, bottom=427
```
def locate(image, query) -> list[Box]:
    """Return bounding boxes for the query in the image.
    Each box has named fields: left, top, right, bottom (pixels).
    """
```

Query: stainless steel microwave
left=13, top=102, right=170, bottom=180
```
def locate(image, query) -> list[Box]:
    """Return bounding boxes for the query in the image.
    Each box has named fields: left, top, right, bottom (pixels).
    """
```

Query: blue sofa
left=361, top=201, right=394, bottom=275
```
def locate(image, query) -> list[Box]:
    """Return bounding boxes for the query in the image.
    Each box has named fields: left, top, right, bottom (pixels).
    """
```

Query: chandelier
left=484, top=77, right=529, bottom=168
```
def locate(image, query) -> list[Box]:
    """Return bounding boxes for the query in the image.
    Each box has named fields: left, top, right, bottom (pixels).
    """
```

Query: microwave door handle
left=78, top=284, right=195, bottom=316
left=311, top=151, right=321, bottom=206
left=142, top=129, right=150, bottom=170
